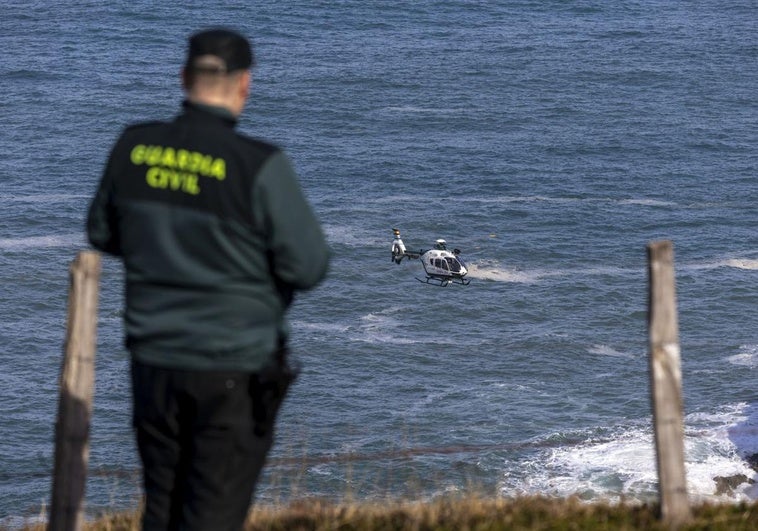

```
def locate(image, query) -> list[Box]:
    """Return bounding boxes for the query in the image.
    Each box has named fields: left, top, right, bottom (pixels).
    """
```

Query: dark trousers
left=131, top=357, right=294, bottom=531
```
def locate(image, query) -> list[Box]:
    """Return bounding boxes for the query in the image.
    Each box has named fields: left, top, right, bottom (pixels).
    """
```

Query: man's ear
left=238, top=70, right=251, bottom=99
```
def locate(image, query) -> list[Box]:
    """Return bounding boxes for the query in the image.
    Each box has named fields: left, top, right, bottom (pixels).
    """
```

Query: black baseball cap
left=185, top=28, right=254, bottom=74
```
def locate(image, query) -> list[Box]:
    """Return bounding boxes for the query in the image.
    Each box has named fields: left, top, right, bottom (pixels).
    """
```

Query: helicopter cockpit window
left=433, top=258, right=449, bottom=270
left=446, top=257, right=461, bottom=272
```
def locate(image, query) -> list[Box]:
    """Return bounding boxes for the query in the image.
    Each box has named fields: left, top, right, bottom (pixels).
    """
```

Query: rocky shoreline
left=713, top=453, right=758, bottom=496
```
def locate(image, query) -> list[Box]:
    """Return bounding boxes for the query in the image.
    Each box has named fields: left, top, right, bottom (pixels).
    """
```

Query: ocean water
left=1, top=0, right=757, bottom=525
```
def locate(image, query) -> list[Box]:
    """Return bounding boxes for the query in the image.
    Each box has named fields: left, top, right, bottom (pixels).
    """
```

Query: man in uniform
left=87, top=28, right=329, bottom=530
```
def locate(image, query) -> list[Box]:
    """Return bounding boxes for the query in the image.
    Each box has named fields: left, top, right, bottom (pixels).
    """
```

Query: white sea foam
left=308, top=309, right=485, bottom=356
left=296, top=321, right=352, bottom=334
left=727, top=345, right=758, bottom=368
left=618, top=198, right=677, bottom=207
left=587, top=344, right=636, bottom=359
left=502, top=427, right=659, bottom=502
left=683, top=257, right=758, bottom=272
left=382, top=105, right=463, bottom=115
left=507, top=405, right=758, bottom=503
left=355, top=328, right=422, bottom=345
left=353, top=308, right=407, bottom=344
left=0, top=233, right=84, bottom=250
left=465, top=261, right=553, bottom=283
left=475, top=195, right=585, bottom=204
left=444, top=195, right=677, bottom=207
left=350, top=308, right=460, bottom=346
left=725, top=259, right=758, bottom=270
left=322, top=223, right=385, bottom=247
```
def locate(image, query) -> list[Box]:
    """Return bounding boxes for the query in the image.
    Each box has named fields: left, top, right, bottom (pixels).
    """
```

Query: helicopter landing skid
left=416, top=276, right=470, bottom=287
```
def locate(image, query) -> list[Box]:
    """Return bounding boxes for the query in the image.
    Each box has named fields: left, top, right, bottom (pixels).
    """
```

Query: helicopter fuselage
left=419, top=249, right=469, bottom=286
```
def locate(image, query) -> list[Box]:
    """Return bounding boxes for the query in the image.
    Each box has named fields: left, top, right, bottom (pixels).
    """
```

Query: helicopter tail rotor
left=391, top=228, right=407, bottom=263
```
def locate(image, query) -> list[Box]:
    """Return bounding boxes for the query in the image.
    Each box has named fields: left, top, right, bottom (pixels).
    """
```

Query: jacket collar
left=181, top=100, right=238, bottom=127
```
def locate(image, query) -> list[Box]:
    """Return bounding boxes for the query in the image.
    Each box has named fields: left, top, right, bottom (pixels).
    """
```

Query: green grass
left=23, top=495, right=758, bottom=530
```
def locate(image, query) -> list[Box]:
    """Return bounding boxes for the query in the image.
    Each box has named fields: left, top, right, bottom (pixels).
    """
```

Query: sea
left=1, top=0, right=756, bottom=526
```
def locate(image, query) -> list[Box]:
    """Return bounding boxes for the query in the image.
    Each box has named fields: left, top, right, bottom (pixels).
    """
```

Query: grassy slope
left=23, top=496, right=758, bottom=531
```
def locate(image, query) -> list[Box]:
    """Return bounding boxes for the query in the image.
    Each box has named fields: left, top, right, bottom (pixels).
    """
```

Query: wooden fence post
left=49, top=251, right=101, bottom=531
left=647, top=240, right=690, bottom=526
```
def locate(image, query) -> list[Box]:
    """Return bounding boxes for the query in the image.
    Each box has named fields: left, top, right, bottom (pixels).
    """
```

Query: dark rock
left=745, top=453, right=758, bottom=472
left=713, top=474, right=756, bottom=496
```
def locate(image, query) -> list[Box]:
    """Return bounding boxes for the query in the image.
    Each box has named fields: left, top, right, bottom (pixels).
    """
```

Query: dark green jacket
left=87, top=101, right=329, bottom=371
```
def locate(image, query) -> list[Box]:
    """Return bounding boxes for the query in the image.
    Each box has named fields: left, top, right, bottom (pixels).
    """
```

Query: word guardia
left=130, top=144, right=226, bottom=196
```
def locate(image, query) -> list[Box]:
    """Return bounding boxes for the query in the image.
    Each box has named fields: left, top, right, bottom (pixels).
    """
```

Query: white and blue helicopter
left=391, top=228, right=470, bottom=286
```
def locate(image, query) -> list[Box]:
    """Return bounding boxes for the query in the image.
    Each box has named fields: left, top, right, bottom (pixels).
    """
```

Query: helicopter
left=391, top=228, right=470, bottom=286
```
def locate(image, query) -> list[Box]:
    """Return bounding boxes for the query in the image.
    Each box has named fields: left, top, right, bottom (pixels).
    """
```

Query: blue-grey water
left=1, top=1, right=757, bottom=526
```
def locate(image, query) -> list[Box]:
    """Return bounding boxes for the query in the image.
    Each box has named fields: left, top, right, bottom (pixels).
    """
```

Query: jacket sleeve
left=86, top=147, right=122, bottom=256
left=253, top=151, right=329, bottom=290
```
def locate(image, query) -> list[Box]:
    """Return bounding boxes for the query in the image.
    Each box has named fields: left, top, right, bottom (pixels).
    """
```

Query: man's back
left=88, top=101, right=329, bottom=371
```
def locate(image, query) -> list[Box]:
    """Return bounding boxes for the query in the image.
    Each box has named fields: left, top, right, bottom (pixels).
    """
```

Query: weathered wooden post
left=647, top=240, right=690, bottom=527
left=49, top=251, right=101, bottom=531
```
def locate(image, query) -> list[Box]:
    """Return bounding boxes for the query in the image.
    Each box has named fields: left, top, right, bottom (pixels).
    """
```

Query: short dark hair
left=185, top=28, right=254, bottom=74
